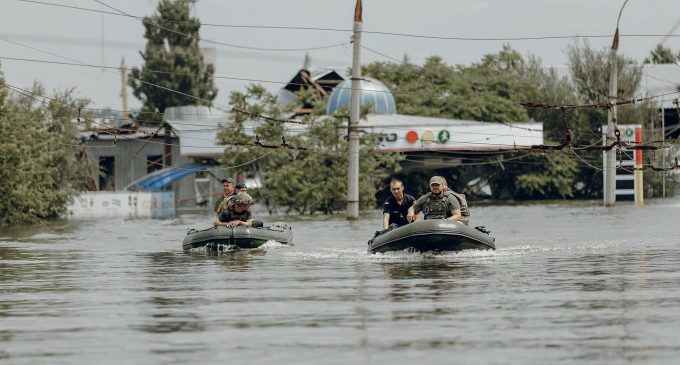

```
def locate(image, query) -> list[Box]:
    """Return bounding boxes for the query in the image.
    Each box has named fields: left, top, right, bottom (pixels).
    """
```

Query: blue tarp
left=126, top=163, right=208, bottom=191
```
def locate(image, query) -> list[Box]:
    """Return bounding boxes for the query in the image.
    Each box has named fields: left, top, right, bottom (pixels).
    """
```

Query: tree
left=129, top=0, right=217, bottom=122
left=362, top=53, right=529, bottom=122
left=567, top=41, right=642, bottom=107
left=218, top=85, right=402, bottom=215
left=363, top=46, right=585, bottom=200
left=0, top=68, right=96, bottom=226
left=644, top=44, right=680, bottom=64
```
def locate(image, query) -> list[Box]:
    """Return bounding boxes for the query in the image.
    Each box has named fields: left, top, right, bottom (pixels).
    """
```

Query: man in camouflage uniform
left=214, top=192, right=255, bottom=227
left=407, top=176, right=462, bottom=222
left=441, top=177, right=470, bottom=225
left=214, top=178, right=235, bottom=214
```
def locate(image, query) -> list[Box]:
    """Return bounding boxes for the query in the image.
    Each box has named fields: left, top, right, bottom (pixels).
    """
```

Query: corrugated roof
left=164, top=106, right=229, bottom=158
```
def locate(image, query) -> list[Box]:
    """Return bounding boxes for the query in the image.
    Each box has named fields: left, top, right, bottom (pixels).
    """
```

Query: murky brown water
left=1, top=201, right=680, bottom=364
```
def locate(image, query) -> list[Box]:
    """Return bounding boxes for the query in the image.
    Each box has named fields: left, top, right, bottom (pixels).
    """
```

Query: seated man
left=407, top=176, right=462, bottom=222
left=382, top=178, right=415, bottom=230
left=214, top=192, right=254, bottom=227
left=214, top=177, right=235, bottom=214
left=235, top=183, right=248, bottom=194
left=441, top=177, right=471, bottom=225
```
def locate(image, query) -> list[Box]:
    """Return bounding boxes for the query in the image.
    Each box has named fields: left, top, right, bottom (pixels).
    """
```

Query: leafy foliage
left=0, top=71, right=96, bottom=226
left=218, top=86, right=402, bottom=214
left=363, top=43, right=663, bottom=200
left=567, top=40, right=642, bottom=106
left=129, top=0, right=217, bottom=122
left=644, top=44, right=680, bottom=64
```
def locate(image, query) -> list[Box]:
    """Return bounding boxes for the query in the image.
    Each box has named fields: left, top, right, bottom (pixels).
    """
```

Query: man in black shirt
left=382, top=179, right=415, bottom=229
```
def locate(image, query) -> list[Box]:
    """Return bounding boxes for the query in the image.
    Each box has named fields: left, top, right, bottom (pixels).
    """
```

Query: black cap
left=235, top=183, right=247, bottom=189
left=221, top=177, right=234, bottom=184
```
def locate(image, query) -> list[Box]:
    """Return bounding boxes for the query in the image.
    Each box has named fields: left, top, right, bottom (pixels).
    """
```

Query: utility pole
left=120, top=58, right=129, bottom=124
left=604, top=28, right=619, bottom=207
left=604, top=0, right=631, bottom=206
left=634, top=127, right=644, bottom=206
left=347, top=0, right=363, bottom=219
left=662, top=105, right=666, bottom=198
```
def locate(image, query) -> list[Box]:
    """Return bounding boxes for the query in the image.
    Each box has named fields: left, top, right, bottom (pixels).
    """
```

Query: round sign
left=625, top=128, right=634, bottom=138
left=438, top=130, right=450, bottom=144
left=406, top=130, right=419, bottom=144
left=422, top=130, right=434, bottom=144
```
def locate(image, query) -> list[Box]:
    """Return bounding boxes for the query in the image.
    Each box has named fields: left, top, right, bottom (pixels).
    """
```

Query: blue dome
left=326, top=77, right=397, bottom=115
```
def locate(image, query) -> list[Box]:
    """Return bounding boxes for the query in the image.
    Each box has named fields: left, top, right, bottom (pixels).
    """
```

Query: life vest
left=421, top=193, right=453, bottom=220
left=448, top=191, right=470, bottom=218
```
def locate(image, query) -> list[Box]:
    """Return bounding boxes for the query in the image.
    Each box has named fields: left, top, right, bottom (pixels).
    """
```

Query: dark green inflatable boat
left=368, top=220, right=495, bottom=253
left=182, top=224, right=293, bottom=251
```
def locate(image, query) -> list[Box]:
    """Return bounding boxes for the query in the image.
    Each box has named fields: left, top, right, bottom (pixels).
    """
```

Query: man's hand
left=406, top=207, right=415, bottom=222
left=225, top=220, right=243, bottom=227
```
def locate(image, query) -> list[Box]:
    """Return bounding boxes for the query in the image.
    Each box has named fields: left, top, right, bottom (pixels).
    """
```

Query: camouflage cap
left=232, top=192, right=253, bottom=205
left=429, top=176, right=446, bottom=186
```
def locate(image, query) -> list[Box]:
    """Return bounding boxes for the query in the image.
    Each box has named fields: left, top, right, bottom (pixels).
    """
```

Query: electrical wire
left=6, top=53, right=680, bottom=114
left=361, top=45, right=402, bottom=63
left=14, top=0, right=349, bottom=53
left=14, top=0, right=680, bottom=42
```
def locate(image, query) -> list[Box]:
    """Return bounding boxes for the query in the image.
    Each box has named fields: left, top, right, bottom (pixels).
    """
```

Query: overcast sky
left=2, top=0, right=680, bottom=111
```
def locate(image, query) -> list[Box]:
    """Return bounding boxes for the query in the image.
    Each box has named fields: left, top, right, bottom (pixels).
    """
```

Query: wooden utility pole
left=347, top=0, right=363, bottom=219
left=120, top=58, right=129, bottom=124
left=662, top=105, right=666, bottom=198
left=604, top=29, right=619, bottom=207
left=634, top=127, right=644, bottom=206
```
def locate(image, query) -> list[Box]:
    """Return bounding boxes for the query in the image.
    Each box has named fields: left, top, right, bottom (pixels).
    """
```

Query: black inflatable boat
left=183, top=224, right=293, bottom=251
left=368, top=220, right=495, bottom=253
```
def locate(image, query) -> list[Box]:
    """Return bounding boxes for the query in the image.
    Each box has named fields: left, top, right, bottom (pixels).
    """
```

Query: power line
left=14, top=0, right=349, bottom=53
left=91, top=0, right=132, bottom=16
left=14, top=0, right=680, bottom=42
left=1, top=55, right=668, bottom=152
left=0, top=55, right=391, bottom=95
left=12, top=80, right=669, bottom=172
left=361, top=45, right=402, bottom=63
left=7, top=53, right=680, bottom=113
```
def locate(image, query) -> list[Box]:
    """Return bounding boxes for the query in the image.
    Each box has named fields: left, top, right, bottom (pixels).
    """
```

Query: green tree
left=567, top=41, right=642, bottom=107
left=0, top=69, right=96, bottom=226
left=129, top=0, right=217, bottom=122
left=644, top=44, right=680, bottom=64
left=363, top=46, right=584, bottom=200
left=363, top=53, right=529, bottom=122
left=218, top=85, right=402, bottom=215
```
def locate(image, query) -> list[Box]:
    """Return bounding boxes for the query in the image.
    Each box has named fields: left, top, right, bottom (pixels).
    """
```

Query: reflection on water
left=0, top=203, right=680, bottom=364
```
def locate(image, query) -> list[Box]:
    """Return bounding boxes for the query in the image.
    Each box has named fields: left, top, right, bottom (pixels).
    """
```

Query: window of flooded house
left=147, top=155, right=163, bottom=174
left=99, top=156, right=115, bottom=191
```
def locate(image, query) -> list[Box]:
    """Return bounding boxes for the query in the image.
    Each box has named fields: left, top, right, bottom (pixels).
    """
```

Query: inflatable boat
left=368, top=220, right=495, bottom=253
left=182, top=223, right=293, bottom=251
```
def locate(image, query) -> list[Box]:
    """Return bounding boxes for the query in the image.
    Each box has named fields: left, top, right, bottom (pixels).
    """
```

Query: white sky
left=2, top=0, right=680, bottom=111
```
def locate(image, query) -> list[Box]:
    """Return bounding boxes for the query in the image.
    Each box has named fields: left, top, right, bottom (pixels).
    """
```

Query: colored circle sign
left=438, top=130, right=450, bottom=144
left=625, top=128, right=634, bottom=138
left=422, top=130, right=434, bottom=144
left=406, top=130, right=419, bottom=144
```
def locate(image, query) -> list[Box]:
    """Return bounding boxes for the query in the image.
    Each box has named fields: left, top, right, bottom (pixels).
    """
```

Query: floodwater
left=1, top=201, right=680, bottom=365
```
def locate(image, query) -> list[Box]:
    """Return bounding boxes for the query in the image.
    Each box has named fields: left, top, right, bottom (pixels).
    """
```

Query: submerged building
left=75, top=59, right=545, bottom=216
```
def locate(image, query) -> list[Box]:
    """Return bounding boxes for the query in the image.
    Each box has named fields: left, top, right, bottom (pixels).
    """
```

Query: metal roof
left=326, top=77, right=397, bottom=115
left=126, top=163, right=208, bottom=191
left=164, top=106, right=229, bottom=158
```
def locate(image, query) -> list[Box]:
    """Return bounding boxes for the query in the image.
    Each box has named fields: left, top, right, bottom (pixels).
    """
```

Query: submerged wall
left=66, top=192, right=175, bottom=220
